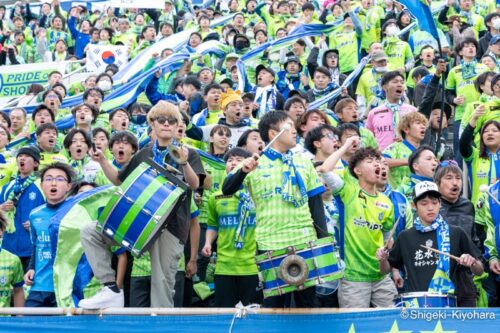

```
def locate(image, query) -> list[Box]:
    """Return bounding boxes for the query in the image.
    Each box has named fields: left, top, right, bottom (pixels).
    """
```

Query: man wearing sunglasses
left=80, top=101, right=205, bottom=309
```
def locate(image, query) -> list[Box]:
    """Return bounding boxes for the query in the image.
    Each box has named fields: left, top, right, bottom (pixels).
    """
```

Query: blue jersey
left=29, top=203, right=61, bottom=292
left=1, top=178, right=45, bottom=257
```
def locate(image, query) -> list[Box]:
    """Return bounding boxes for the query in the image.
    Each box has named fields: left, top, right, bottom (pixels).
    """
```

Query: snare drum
left=255, top=237, right=344, bottom=298
left=97, top=162, right=187, bottom=257
left=395, top=292, right=457, bottom=308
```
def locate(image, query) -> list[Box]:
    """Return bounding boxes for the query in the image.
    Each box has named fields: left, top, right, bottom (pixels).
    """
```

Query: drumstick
left=384, top=216, right=401, bottom=249
left=254, top=123, right=292, bottom=160
left=420, top=245, right=460, bottom=262
left=480, top=184, right=500, bottom=207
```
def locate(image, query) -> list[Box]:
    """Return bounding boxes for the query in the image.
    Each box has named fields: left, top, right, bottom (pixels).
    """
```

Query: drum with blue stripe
left=255, top=237, right=344, bottom=298
left=97, top=162, right=187, bottom=257
left=395, top=292, right=457, bottom=308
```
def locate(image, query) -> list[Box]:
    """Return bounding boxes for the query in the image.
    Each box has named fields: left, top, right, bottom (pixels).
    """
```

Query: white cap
left=413, top=181, right=441, bottom=203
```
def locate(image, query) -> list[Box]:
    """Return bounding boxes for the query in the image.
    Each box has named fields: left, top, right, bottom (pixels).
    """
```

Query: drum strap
left=414, top=215, right=455, bottom=294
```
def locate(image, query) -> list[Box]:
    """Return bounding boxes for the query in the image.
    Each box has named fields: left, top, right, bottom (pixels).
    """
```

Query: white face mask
left=386, top=25, right=400, bottom=37
left=493, top=18, right=500, bottom=30
left=374, top=66, right=388, bottom=73
left=97, top=81, right=112, bottom=91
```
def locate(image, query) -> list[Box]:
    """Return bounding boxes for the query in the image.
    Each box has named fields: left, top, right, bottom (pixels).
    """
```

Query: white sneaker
left=78, top=286, right=124, bottom=309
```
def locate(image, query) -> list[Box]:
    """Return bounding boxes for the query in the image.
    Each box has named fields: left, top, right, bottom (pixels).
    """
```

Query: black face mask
left=234, top=40, right=249, bottom=50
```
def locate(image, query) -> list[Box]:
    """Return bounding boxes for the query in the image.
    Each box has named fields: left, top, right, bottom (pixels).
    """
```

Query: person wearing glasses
left=79, top=101, right=204, bottom=309
left=23, top=162, right=74, bottom=307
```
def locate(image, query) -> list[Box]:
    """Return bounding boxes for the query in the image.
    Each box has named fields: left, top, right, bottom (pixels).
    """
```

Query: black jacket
left=440, top=197, right=480, bottom=249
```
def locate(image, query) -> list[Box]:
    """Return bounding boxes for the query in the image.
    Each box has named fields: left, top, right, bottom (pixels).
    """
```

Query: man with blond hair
left=79, top=101, right=205, bottom=309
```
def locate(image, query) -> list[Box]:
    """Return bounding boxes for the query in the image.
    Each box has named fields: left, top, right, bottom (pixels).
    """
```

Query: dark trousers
left=214, top=274, right=262, bottom=307
left=197, top=223, right=210, bottom=281
left=25, top=291, right=57, bottom=307
left=129, top=276, right=151, bottom=307
left=263, top=286, right=317, bottom=308
left=315, top=290, right=339, bottom=307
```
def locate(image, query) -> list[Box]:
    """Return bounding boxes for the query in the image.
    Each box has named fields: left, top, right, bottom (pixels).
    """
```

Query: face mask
left=132, top=114, right=147, bottom=124
left=374, top=66, right=388, bottom=73
left=493, top=19, right=500, bottom=30
left=386, top=26, right=400, bottom=37
left=97, top=81, right=112, bottom=91
left=234, top=41, right=249, bottom=50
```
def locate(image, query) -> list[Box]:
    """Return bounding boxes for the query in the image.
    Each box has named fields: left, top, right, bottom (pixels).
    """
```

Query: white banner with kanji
left=86, top=45, right=129, bottom=72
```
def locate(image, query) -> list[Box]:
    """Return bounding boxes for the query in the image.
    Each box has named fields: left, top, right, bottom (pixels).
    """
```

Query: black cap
left=255, top=64, right=276, bottom=84
left=284, top=56, right=303, bottom=71
left=17, top=146, right=41, bottom=163
left=431, top=102, right=452, bottom=120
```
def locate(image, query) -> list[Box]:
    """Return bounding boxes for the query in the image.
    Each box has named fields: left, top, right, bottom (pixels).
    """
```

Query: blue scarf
left=487, top=149, right=500, bottom=185
left=254, top=85, right=278, bottom=118
left=152, top=140, right=169, bottom=166
left=234, top=190, right=254, bottom=249
left=5, top=174, right=37, bottom=233
left=460, top=59, right=478, bottom=80
left=414, top=214, right=455, bottom=294
left=195, top=108, right=210, bottom=126
left=313, top=82, right=336, bottom=97
left=486, top=183, right=500, bottom=265
left=263, top=148, right=308, bottom=208
left=384, top=100, right=404, bottom=139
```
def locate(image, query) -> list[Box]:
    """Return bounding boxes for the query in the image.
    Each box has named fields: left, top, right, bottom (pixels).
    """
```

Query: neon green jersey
left=359, top=7, right=383, bottom=51
left=384, top=38, right=413, bottom=72
left=333, top=178, right=394, bottom=282
left=207, top=190, right=258, bottom=275
left=475, top=190, right=499, bottom=261
left=240, top=151, right=325, bottom=250
left=383, top=140, right=417, bottom=189
left=464, top=148, right=498, bottom=205
left=446, top=62, right=489, bottom=121
left=198, top=161, right=227, bottom=225
left=356, top=69, right=383, bottom=107
left=0, top=249, right=24, bottom=307
left=461, top=98, right=500, bottom=147
left=329, top=29, right=360, bottom=74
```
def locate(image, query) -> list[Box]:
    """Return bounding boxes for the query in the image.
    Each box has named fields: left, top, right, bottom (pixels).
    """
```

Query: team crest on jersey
left=0, top=276, right=5, bottom=286
left=29, top=192, right=36, bottom=200
left=378, top=212, right=384, bottom=222
left=398, top=203, right=406, bottom=214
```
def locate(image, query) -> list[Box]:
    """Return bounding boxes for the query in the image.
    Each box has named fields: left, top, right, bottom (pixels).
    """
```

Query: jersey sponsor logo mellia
left=353, top=218, right=382, bottom=230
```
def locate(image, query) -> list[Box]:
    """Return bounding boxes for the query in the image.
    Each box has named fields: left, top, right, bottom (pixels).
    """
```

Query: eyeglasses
left=46, top=94, right=59, bottom=99
left=88, top=92, right=103, bottom=98
left=322, top=133, right=338, bottom=140
left=326, top=54, right=337, bottom=60
left=154, top=116, right=178, bottom=125
left=439, top=160, right=458, bottom=168
left=43, top=176, right=68, bottom=183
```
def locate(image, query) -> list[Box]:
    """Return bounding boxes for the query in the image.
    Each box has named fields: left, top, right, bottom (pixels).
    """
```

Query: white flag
left=86, top=45, right=129, bottom=73
left=110, top=0, right=164, bottom=9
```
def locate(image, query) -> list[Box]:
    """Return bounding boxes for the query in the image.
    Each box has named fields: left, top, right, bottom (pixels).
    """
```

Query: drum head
left=279, top=254, right=309, bottom=286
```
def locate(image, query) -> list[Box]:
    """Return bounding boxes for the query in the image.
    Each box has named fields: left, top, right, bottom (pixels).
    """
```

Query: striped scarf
left=264, top=148, right=308, bottom=208
left=460, top=59, right=478, bottom=80
left=414, top=215, right=455, bottom=294
left=234, top=190, right=254, bottom=249
left=5, top=174, right=37, bottom=233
